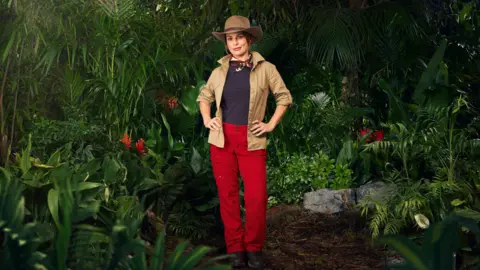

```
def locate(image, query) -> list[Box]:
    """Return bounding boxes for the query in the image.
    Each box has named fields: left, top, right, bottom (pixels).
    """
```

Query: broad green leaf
left=103, top=157, right=121, bottom=184
left=413, top=39, right=447, bottom=105
left=167, top=240, right=188, bottom=267
left=429, top=220, right=458, bottom=269
left=181, top=81, right=204, bottom=116
left=377, top=235, right=428, bottom=270
left=2, top=32, right=15, bottom=62
left=47, top=189, right=60, bottom=230
left=75, top=158, right=102, bottom=182
left=379, top=79, right=409, bottom=124
left=182, top=246, right=214, bottom=269
left=190, top=147, right=203, bottom=174
left=454, top=209, right=480, bottom=221
left=150, top=232, right=166, bottom=270
left=161, top=113, right=174, bottom=149
left=76, top=182, right=103, bottom=191
left=46, top=149, right=61, bottom=167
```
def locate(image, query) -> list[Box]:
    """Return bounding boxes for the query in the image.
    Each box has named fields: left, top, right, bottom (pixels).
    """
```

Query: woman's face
left=226, top=32, right=251, bottom=59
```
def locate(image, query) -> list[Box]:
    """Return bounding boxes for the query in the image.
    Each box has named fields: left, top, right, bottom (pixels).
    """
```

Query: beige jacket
left=197, top=51, right=293, bottom=151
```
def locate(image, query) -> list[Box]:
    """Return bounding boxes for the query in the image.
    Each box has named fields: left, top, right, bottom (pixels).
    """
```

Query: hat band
left=223, top=27, right=248, bottom=32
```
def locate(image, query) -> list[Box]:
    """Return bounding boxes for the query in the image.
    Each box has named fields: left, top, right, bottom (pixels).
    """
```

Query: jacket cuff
left=196, top=95, right=214, bottom=104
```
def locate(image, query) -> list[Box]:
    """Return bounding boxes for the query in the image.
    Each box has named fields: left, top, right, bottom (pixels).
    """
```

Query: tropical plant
left=268, top=151, right=354, bottom=205
left=378, top=213, right=480, bottom=270
left=359, top=41, right=480, bottom=238
left=0, top=151, right=229, bottom=269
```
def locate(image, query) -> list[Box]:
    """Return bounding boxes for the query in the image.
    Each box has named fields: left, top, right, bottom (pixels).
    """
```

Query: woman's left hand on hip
left=250, top=120, right=275, bottom=136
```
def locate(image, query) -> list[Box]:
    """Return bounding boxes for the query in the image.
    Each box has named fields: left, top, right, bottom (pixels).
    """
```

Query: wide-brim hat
left=212, top=15, right=263, bottom=42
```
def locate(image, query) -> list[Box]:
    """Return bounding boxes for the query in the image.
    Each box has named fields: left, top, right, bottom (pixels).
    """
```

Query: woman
left=197, top=15, right=292, bottom=269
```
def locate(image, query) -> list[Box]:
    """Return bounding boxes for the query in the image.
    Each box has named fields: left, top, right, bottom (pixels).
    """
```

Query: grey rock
left=303, top=188, right=355, bottom=214
left=355, top=181, right=389, bottom=204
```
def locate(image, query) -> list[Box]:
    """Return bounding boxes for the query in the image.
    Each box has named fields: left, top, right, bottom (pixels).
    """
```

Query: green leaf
left=454, top=209, right=480, bottom=221
left=450, top=199, right=465, bottom=207
left=182, top=246, right=214, bottom=269
left=173, top=142, right=185, bottom=151
left=76, top=182, right=103, bottom=191
left=181, top=81, right=203, bottom=116
left=428, top=220, right=458, bottom=269
left=2, top=32, right=15, bottom=62
left=379, top=79, right=409, bottom=124
left=194, top=197, right=219, bottom=212
left=72, top=201, right=101, bottom=222
left=103, top=157, right=122, bottom=184
left=20, top=134, right=32, bottom=175
left=167, top=240, right=188, bottom=268
left=190, top=147, right=203, bottom=175
left=46, top=149, right=61, bottom=167
left=413, top=39, right=447, bottom=105
left=377, top=235, right=428, bottom=270
left=47, top=189, right=60, bottom=229
left=75, top=158, right=101, bottom=182
left=459, top=2, right=474, bottom=24
left=161, top=113, right=174, bottom=149
left=150, top=232, right=166, bottom=270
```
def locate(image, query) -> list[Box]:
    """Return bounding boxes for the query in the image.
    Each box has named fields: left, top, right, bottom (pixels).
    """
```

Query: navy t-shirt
left=220, top=64, right=251, bottom=125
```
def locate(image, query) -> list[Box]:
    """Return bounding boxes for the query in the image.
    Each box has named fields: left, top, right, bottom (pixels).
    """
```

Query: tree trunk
left=341, top=69, right=361, bottom=106
left=0, top=56, right=11, bottom=129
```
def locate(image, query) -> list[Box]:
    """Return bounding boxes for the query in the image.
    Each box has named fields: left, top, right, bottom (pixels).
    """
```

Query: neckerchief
left=230, top=54, right=253, bottom=72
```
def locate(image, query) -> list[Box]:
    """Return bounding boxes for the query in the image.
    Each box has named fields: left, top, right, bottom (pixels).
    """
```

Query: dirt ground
left=185, top=205, right=389, bottom=270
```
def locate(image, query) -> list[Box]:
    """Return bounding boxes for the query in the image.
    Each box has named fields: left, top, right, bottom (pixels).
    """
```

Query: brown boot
left=247, top=251, right=264, bottom=269
left=230, top=252, right=246, bottom=268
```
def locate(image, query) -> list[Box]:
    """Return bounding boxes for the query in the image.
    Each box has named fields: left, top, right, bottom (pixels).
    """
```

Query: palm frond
left=168, top=211, right=216, bottom=240
left=97, top=0, right=136, bottom=21
left=306, top=8, right=366, bottom=69
left=69, top=225, right=110, bottom=269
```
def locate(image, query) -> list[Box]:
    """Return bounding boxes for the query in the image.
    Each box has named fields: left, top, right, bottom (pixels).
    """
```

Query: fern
left=97, top=0, right=136, bottom=21
left=168, top=211, right=216, bottom=240
left=383, top=217, right=405, bottom=236
left=69, top=225, right=110, bottom=269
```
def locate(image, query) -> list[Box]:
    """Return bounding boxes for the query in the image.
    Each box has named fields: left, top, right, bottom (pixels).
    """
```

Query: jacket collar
left=217, top=51, right=265, bottom=71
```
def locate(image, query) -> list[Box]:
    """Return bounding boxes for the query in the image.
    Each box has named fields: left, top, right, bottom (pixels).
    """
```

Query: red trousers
left=210, top=123, right=267, bottom=254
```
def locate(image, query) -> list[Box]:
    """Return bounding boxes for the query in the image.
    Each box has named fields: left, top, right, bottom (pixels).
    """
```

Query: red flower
left=359, top=128, right=372, bottom=143
left=168, top=97, right=179, bottom=109
left=359, top=128, right=384, bottom=143
left=372, top=130, right=384, bottom=141
left=135, top=138, right=146, bottom=156
left=120, top=133, right=132, bottom=149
